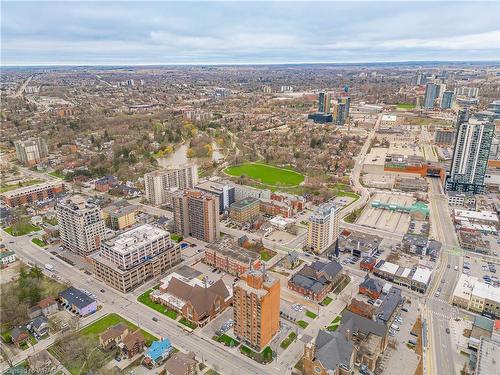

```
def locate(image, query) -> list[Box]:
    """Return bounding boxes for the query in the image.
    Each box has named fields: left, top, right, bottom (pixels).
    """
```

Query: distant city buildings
left=172, top=190, right=220, bottom=242
left=14, top=138, right=48, bottom=166
left=233, top=269, right=280, bottom=351
left=332, top=96, right=350, bottom=125
left=454, top=86, right=479, bottom=98
left=307, top=202, right=339, bottom=254
left=144, top=165, right=198, bottom=205
left=447, top=111, right=495, bottom=193
left=56, top=195, right=106, bottom=256
left=423, top=82, right=438, bottom=109
left=90, top=224, right=181, bottom=293
left=440, top=90, right=454, bottom=109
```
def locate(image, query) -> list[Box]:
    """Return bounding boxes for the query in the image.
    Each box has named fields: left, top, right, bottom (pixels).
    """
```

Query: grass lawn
left=305, top=310, right=317, bottom=319
left=332, top=315, right=342, bottom=324
left=170, top=233, right=183, bottom=242
left=32, top=238, right=48, bottom=247
left=179, top=317, right=197, bottom=330
left=260, top=249, right=276, bottom=262
left=214, top=334, right=239, bottom=347
left=4, top=224, right=41, bottom=236
left=80, top=313, right=157, bottom=346
left=280, top=331, right=297, bottom=349
left=320, top=296, right=333, bottom=306
left=48, top=170, right=65, bottom=179
left=137, top=289, right=178, bottom=320
left=0, top=179, right=42, bottom=193
left=297, top=320, right=309, bottom=329
left=205, top=370, right=221, bottom=375
left=397, top=103, right=416, bottom=109
left=240, top=345, right=274, bottom=364
left=327, top=324, right=339, bottom=332
left=225, top=162, right=304, bottom=187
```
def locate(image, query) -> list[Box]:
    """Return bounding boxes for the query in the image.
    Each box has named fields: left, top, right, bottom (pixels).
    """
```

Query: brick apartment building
left=2, top=181, right=65, bottom=207
left=233, top=269, right=280, bottom=351
left=204, top=237, right=261, bottom=276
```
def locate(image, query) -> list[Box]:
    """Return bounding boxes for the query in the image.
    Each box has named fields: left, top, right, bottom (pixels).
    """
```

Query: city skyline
left=2, top=1, right=500, bottom=65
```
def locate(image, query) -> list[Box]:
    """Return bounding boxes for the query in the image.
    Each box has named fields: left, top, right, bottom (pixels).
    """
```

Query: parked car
left=152, top=317, right=159, bottom=322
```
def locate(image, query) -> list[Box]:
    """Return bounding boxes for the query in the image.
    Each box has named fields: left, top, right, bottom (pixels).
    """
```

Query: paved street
left=425, top=177, right=462, bottom=375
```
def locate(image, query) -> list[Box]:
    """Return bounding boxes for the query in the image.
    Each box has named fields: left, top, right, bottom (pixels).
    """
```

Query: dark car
left=152, top=317, right=159, bottom=322
left=445, top=328, right=450, bottom=334
left=100, top=289, right=105, bottom=293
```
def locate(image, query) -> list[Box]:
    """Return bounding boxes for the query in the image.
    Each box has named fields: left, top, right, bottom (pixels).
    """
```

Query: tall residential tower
left=307, top=202, right=339, bottom=254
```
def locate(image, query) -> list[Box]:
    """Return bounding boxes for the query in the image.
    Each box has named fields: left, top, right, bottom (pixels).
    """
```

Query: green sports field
left=224, top=163, right=304, bottom=187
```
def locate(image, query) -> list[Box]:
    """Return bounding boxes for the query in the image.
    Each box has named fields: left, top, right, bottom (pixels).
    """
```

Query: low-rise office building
left=452, top=274, right=500, bottom=318
left=229, top=197, right=260, bottom=223
left=58, top=287, right=97, bottom=316
left=90, top=224, right=181, bottom=293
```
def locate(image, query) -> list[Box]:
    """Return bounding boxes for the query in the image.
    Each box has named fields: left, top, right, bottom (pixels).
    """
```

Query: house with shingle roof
left=288, top=260, right=343, bottom=301
left=99, top=323, right=129, bottom=349
left=359, top=276, right=384, bottom=300
left=151, top=277, right=231, bottom=327
left=164, top=351, right=197, bottom=375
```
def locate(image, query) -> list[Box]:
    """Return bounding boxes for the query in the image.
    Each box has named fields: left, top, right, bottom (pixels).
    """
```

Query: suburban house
left=164, top=351, right=198, bottom=375
left=29, top=296, right=60, bottom=319
left=11, top=326, right=29, bottom=348
left=143, top=338, right=173, bottom=367
left=0, top=251, right=16, bottom=266
left=58, top=287, right=97, bottom=316
left=359, top=277, right=384, bottom=300
left=288, top=260, right=343, bottom=301
left=151, top=277, right=231, bottom=327
left=283, top=251, right=300, bottom=269
left=99, top=323, right=129, bottom=349
left=121, top=330, right=145, bottom=358
left=28, top=316, right=50, bottom=337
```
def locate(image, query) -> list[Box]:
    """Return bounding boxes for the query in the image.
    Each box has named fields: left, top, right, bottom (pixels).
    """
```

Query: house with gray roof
left=376, top=287, right=403, bottom=324
left=288, top=260, right=343, bottom=301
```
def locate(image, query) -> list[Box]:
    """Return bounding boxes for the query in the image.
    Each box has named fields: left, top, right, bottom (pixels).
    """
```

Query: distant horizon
left=2, top=59, right=500, bottom=69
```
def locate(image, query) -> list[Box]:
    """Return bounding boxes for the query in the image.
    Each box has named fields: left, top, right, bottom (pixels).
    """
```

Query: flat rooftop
left=207, top=237, right=260, bottom=263
left=2, top=180, right=63, bottom=198
left=103, top=200, right=137, bottom=216
left=231, top=197, right=259, bottom=209
left=104, top=224, right=169, bottom=254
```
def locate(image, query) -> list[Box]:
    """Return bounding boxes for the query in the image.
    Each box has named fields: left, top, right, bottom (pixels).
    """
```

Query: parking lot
left=462, top=254, right=499, bottom=287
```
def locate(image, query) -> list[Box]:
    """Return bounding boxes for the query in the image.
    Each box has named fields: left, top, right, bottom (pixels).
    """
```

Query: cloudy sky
left=2, top=1, right=500, bottom=65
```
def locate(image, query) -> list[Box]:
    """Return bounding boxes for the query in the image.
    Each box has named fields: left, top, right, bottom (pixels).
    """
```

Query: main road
left=425, top=177, right=462, bottom=375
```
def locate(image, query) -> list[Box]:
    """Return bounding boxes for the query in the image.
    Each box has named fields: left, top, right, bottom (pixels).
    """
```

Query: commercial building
left=229, top=197, right=260, bottom=223
left=307, top=203, right=339, bottom=254
left=14, top=138, right=48, bottom=166
left=435, top=129, right=456, bottom=145
left=144, top=165, right=198, bottom=205
left=172, top=190, right=220, bottom=243
left=102, top=200, right=137, bottom=230
left=359, top=276, right=384, bottom=300
left=90, top=224, right=181, bottom=293
left=384, top=154, right=446, bottom=182
left=58, top=287, right=97, bottom=316
left=380, top=115, right=397, bottom=126
left=373, top=260, right=432, bottom=293
left=452, top=274, right=500, bottom=318
left=447, top=113, right=495, bottom=193
left=423, top=83, right=438, bottom=109
left=196, top=180, right=235, bottom=213
left=288, top=260, right=343, bottom=301
left=233, top=269, right=280, bottom=351
left=339, top=230, right=381, bottom=258
left=1, top=181, right=65, bottom=207
left=204, top=237, right=261, bottom=276
left=453, top=209, right=499, bottom=227
left=56, top=195, right=106, bottom=256
left=440, top=90, right=454, bottom=109
left=454, top=86, right=479, bottom=98
left=474, top=337, right=500, bottom=375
